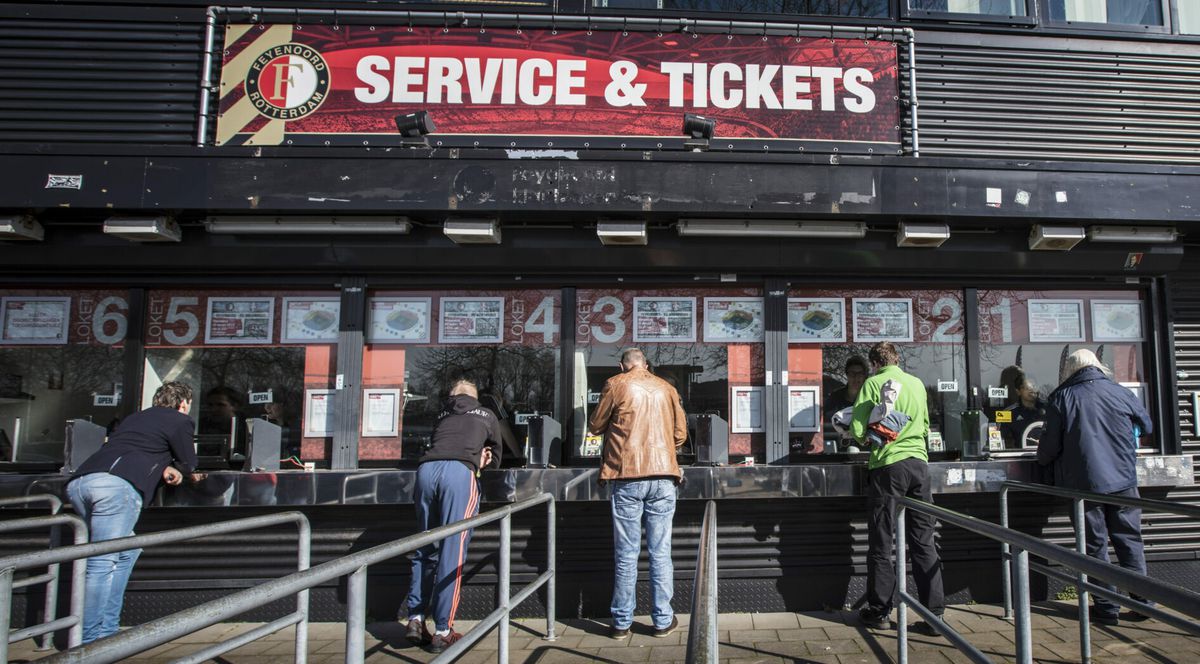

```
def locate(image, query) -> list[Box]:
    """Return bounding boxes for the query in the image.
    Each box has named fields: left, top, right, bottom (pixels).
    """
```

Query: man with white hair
left=1037, top=348, right=1154, bottom=626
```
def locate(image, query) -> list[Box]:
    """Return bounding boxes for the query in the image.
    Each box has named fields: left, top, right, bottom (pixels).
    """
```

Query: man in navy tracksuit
left=404, top=379, right=501, bottom=653
left=1037, top=349, right=1153, bottom=626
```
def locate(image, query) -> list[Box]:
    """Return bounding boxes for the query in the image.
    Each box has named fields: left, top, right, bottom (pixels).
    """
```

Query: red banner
left=217, top=25, right=899, bottom=147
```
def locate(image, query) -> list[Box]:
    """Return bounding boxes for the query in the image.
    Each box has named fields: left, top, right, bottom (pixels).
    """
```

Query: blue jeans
left=66, top=473, right=143, bottom=643
left=610, top=479, right=677, bottom=630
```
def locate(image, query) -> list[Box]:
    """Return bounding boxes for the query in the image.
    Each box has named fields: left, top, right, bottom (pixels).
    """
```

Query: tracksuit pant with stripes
left=406, top=459, right=481, bottom=632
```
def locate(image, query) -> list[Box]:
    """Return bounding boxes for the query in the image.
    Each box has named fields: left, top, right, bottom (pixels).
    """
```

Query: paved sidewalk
left=8, top=601, right=1199, bottom=663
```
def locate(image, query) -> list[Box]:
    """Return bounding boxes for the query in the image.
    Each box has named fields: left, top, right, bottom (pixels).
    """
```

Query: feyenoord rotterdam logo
left=244, top=43, right=330, bottom=121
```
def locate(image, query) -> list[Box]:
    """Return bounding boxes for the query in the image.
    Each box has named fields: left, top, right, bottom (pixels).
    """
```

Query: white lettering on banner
left=354, top=57, right=877, bottom=113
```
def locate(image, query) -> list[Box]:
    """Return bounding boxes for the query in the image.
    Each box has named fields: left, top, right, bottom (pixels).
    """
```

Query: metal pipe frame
left=0, top=494, right=63, bottom=651
left=13, top=512, right=309, bottom=664
left=196, top=7, right=218, bottom=147
left=686, top=500, right=718, bottom=664
left=0, top=512, right=88, bottom=663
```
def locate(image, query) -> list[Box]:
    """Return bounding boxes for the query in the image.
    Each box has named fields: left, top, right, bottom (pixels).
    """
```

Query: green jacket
left=850, top=364, right=930, bottom=470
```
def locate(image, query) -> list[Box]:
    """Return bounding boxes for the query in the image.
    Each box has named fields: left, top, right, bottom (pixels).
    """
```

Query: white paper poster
left=852, top=298, right=914, bottom=342
left=1028, top=299, right=1085, bottom=342
left=1091, top=300, right=1143, bottom=342
left=787, top=298, right=846, bottom=343
left=788, top=386, right=820, bottom=432
left=633, top=297, right=696, bottom=342
left=361, top=388, right=400, bottom=437
left=730, top=386, right=764, bottom=433
left=439, top=297, right=504, bottom=343
left=304, top=389, right=337, bottom=437
left=0, top=296, right=70, bottom=345
left=281, top=297, right=340, bottom=343
left=205, top=297, right=275, bottom=344
left=368, top=297, right=431, bottom=344
left=704, top=297, right=764, bottom=342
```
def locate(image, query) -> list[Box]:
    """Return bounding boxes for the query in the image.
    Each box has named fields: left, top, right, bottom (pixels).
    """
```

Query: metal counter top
left=0, top=456, right=1189, bottom=507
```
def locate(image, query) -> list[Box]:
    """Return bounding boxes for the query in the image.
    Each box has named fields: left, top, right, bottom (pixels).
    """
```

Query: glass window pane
left=976, top=289, right=1151, bottom=453
left=1048, top=0, right=1163, bottom=25
left=909, top=0, right=1028, bottom=16
left=0, top=290, right=131, bottom=465
left=596, top=0, right=888, bottom=16
left=144, top=290, right=336, bottom=468
left=1180, top=0, right=1200, bottom=32
left=788, top=288, right=967, bottom=459
left=574, top=287, right=764, bottom=463
left=365, top=290, right=560, bottom=465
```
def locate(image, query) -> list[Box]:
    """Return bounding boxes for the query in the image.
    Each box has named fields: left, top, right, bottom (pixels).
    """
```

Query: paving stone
left=727, top=629, right=778, bottom=643
left=751, top=613, right=800, bottom=630
left=743, top=638, right=811, bottom=658
left=803, top=639, right=864, bottom=655
left=798, top=611, right=851, bottom=629
left=647, top=644, right=689, bottom=660
left=593, top=644, right=655, bottom=662
left=774, top=627, right=829, bottom=642
left=718, top=613, right=755, bottom=630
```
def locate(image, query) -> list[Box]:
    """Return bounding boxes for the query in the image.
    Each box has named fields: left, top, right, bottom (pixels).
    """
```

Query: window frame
left=901, top=0, right=1039, bottom=26
left=1037, top=0, right=1172, bottom=34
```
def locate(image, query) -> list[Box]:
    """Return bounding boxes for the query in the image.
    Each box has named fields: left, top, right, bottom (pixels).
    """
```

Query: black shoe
left=909, top=620, right=942, bottom=637
left=1122, top=610, right=1151, bottom=623
left=1094, top=614, right=1119, bottom=626
left=428, top=629, right=463, bottom=653
left=404, top=617, right=431, bottom=646
left=610, top=624, right=631, bottom=640
left=858, top=607, right=893, bottom=630
left=653, top=616, right=679, bottom=638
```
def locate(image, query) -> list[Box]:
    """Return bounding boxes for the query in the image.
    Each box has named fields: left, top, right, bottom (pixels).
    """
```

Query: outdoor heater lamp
left=0, top=215, right=44, bottom=241
left=596, top=221, right=648, bottom=246
left=102, top=216, right=181, bottom=242
left=395, top=110, right=435, bottom=147
left=677, top=220, right=866, bottom=239
left=205, top=216, right=412, bottom=235
left=444, top=218, right=501, bottom=245
left=682, top=113, right=715, bottom=151
left=1087, top=225, right=1178, bottom=243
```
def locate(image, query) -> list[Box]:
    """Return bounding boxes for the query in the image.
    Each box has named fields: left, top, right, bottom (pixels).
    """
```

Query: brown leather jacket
left=588, top=367, right=687, bottom=482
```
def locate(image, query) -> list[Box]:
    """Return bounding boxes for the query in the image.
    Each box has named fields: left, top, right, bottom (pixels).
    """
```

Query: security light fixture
left=394, top=111, right=435, bottom=147
left=1087, top=225, right=1178, bottom=244
left=0, top=215, right=43, bottom=241
left=677, top=219, right=866, bottom=239
left=682, top=113, right=716, bottom=151
left=597, top=221, right=648, bottom=246
left=444, top=219, right=500, bottom=245
left=103, top=216, right=181, bottom=242
left=205, top=216, right=412, bottom=235
left=1028, top=224, right=1085, bottom=251
left=896, top=221, right=950, bottom=248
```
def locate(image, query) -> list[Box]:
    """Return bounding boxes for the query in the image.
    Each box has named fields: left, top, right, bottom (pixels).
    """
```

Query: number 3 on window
left=590, top=296, right=625, bottom=344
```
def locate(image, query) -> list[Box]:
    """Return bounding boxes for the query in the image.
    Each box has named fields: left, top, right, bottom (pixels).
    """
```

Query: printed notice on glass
left=367, top=297, right=431, bottom=344
left=730, top=386, right=765, bottom=433
left=439, top=297, right=504, bottom=344
left=852, top=298, right=914, bottom=342
left=0, top=296, right=70, bottom=345
left=704, top=297, right=763, bottom=343
left=1028, top=299, right=1085, bottom=342
left=1091, top=300, right=1143, bottom=342
left=303, top=389, right=337, bottom=437
left=281, top=297, right=340, bottom=343
left=788, top=386, right=820, bottom=433
left=633, top=297, right=696, bottom=343
left=361, top=388, right=400, bottom=437
left=205, top=297, right=275, bottom=344
left=788, top=298, right=846, bottom=343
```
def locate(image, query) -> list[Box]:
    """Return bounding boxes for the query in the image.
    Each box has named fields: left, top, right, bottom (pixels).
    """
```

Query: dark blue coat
left=71, top=406, right=198, bottom=504
left=1036, top=366, right=1152, bottom=494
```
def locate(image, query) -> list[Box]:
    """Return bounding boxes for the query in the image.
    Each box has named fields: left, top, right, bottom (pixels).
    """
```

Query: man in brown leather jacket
left=588, top=348, right=687, bottom=640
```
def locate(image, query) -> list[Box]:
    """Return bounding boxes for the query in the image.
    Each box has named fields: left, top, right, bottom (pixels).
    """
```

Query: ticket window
left=573, top=288, right=765, bottom=463
left=788, top=289, right=968, bottom=458
left=977, top=289, right=1151, bottom=455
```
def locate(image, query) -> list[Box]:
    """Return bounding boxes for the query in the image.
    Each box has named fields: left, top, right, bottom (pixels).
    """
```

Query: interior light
left=205, top=216, right=412, bottom=235
left=103, top=216, right=181, bottom=242
left=896, top=221, right=950, bottom=248
left=1028, top=224, right=1085, bottom=251
left=677, top=220, right=866, bottom=239
left=444, top=219, right=500, bottom=245
left=0, top=215, right=44, bottom=241
left=1087, top=225, right=1178, bottom=244
left=596, top=221, right=648, bottom=246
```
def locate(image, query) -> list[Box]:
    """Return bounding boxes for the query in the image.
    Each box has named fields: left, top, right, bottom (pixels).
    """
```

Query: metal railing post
left=345, top=565, right=368, bottom=664
left=68, top=521, right=87, bottom=648
left=39, top=521, right=60, bottom=651
left=896, top=500, right=908, bottom=664
left=686, top=500, right=719, bottom=664
left=1073, top=497, right=1091, bottom=663
left=1011, top=548, right=1032, bottom=664
left=295, top=517, right=311, bottom=664
left=498, top=514, right=511, bottom=664
left=0, top=567, right=12, bottom=664
left=1000, top=485, right=1012, bottom=620
left=544, top=498, right=556, bottom=641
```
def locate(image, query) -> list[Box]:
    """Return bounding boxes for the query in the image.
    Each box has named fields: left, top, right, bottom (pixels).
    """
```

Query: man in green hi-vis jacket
left=850, top=341, right=945, bottom=636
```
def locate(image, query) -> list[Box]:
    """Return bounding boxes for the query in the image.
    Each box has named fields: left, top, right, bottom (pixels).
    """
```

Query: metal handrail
left=0, top=513, right=88, bottom=656
left=0, top=494, right=64, bottom=650
left=45, top=492, right=556, bottom=664
left=5, top=511, right=310, bottom=664
left=895, top=496, right=1200, bottom=664
left=999, top=480, right=1200, bottom=663
left=685, top=500, right=718, bottom=664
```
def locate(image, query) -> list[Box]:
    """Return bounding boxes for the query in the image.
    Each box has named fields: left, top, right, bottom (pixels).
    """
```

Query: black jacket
left=71, top=406, right=199, bottom=504
left=1036, top=366, right=1152, bottom=494
left=421, top=394, right=502, bottom=473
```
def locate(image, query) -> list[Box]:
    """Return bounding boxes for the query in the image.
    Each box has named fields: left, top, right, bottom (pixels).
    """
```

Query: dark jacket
left=588, top=366, right=687, bottom=483
left=71, top=406, right=199, bottom=504
left=1036, top=366, right=1152, bottom=494
left=421, top=394, right=502, bottom=473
